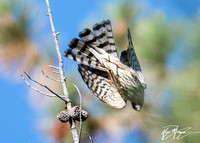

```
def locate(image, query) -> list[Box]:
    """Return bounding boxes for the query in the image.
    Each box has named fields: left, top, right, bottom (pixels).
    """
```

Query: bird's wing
left=65, top=20, right=126, bottom=109
left=120, top=28, right=142, bottom=72
left=78, top=64, right=126, bottom=109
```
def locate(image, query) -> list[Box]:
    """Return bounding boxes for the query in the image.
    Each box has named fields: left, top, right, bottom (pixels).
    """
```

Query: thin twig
left=22, top=71, right=66, bottom=102
left=42, top=70, right=61, bottom=83
left=84, top=132, right=93, bottom=143
left=73, top=84, right=83, bottom=142
left=19, top=70, right=58, bottom=97
left=45, top=0, right=79, bottom=143
left=45, top=0, right=71, bottom=107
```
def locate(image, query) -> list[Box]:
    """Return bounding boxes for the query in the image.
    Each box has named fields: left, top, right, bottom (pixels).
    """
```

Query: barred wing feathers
left=78, top=64, right=126, bottom=109
left=64, top=20, right=126, bottom=109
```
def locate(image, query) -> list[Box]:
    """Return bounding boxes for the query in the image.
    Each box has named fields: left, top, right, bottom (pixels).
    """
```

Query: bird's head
left=130, top=91, right=144, bottom=112
left=129, top=82, right=145, bottom=112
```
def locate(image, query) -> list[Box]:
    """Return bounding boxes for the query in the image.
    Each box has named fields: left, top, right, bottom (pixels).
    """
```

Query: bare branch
left=42, top=70, right=61, bottom=83
left=45, top=0, right=80, bottom=143
left=84, top=132, right=93, bottom=143
left=69, top=119, right=79, bottom=143
left=22, top=71, right=66, bottom=102
left=73, top=84, right=83, bottom=142
left=45, top=0, right=71, bottom=107
left=19, top=70, right=57, bottom=97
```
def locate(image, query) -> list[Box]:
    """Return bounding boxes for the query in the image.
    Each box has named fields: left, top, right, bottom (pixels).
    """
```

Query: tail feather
left=93, top=22, right=110, bottom=52
left=93, top=20, right=119, bottom=57
left=78, top=20, right=119, bottom=57
left=65, top=19, right=119, bottom=71
left=103, top=20, right=118, bottom=57
left=78, top=28, right=100, bottom=46
left=68, top=38, right=97, bottom=60
left=64, top=49, right=106, bottom=71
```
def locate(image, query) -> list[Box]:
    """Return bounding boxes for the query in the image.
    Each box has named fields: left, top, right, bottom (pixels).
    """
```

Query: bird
left=64, top=19, right=147, bottom=111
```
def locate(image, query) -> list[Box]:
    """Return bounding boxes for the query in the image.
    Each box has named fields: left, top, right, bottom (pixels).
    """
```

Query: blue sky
left=0, top=0, right=107, bottom=143
left=0, top=0, right=199, bottom=143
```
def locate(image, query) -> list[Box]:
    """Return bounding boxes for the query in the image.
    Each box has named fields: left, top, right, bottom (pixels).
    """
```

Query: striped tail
left=64, top=19, right=119, bottom=71
left=64, top=38, right=106, bottom=71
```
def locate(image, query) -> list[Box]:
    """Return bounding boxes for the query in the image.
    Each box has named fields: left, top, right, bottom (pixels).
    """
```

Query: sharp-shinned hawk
left=64, top=20, right=146, bottom=111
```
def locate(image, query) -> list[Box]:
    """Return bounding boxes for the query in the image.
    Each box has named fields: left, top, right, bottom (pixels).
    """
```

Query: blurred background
left=0, top=0, right=200, bottom=142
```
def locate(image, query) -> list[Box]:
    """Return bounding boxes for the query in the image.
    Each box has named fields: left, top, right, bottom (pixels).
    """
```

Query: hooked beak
left=135, top=105, right=141, bottom=112
left=132, top=103, right=141, bottom=112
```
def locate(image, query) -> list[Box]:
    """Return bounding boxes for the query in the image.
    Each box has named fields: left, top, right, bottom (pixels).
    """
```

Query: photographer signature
left=161, top=125, right=200, bottom=140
